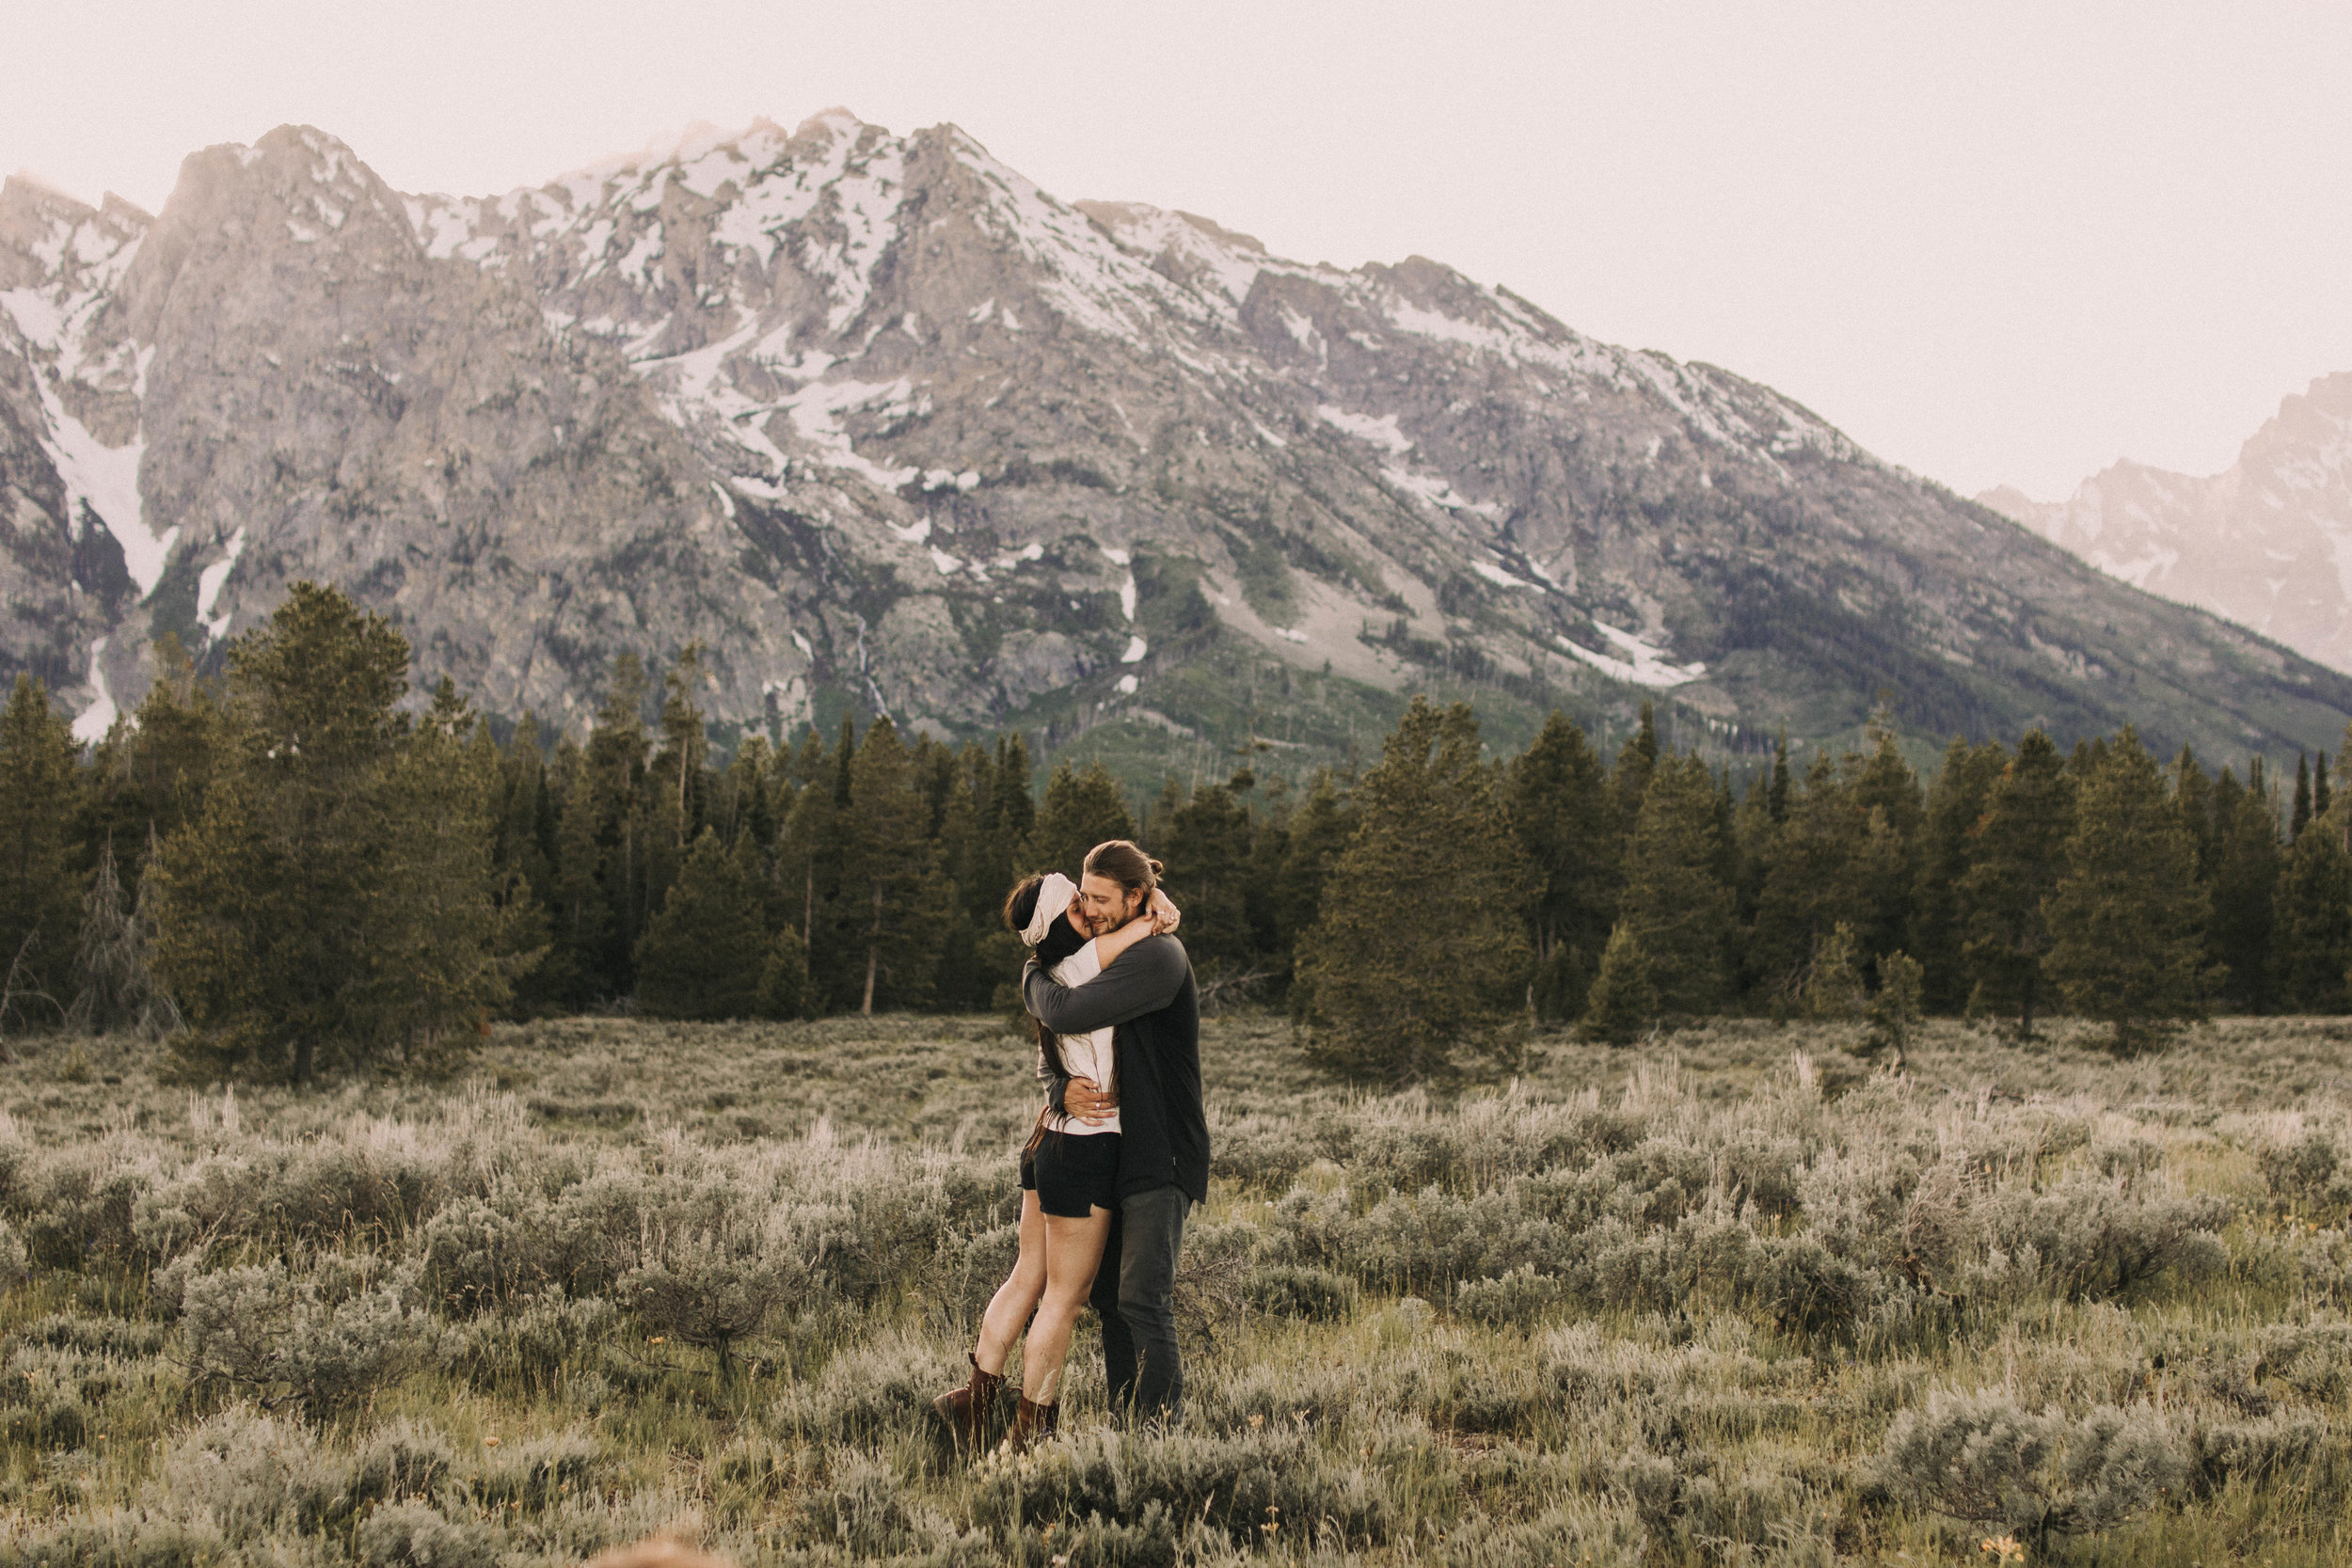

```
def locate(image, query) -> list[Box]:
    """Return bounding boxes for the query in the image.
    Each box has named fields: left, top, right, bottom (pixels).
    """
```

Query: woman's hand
left=1147, top=888, right=1181, bottom=934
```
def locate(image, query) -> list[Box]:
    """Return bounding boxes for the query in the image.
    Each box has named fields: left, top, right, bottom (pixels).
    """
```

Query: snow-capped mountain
left=6, top=113, right=2349, bottom=760
left=1981, top=374, right=2352, bottom=677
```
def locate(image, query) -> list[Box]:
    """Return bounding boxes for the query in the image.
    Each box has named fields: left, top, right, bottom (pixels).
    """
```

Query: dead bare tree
left=0, top=932, right=63, bottom=1062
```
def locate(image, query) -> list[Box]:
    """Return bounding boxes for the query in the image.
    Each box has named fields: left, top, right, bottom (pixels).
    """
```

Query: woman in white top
left=933, top=868, right=1176, bottom=1453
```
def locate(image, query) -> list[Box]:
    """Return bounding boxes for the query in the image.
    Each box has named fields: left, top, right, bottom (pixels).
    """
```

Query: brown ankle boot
left=1002, top=1392, right=1059, bottom=1454
left=931, top=1354, right=1005, bottom=1449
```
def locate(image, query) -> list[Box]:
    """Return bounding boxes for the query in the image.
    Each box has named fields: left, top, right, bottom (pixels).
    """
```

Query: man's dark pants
left=1089, top=1184, right=1189, bottom=1418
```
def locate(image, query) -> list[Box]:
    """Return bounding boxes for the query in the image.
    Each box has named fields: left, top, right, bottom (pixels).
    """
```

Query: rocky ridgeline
left=6, top=113, right=2350, bottom=756
left=1983, top=372, right=2352, bottom=677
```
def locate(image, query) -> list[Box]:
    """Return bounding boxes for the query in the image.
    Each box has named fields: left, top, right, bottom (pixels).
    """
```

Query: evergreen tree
left=1577, top=922, right=1658, bottom=1045
left=2043, top=729, right=2211, bottom=1053
left=2207, top=763, right=2280, bottom=1010
left=1911, top=738, right=2007, bottom=1010
left=1508, top=711, right=1615, bottom=1022
left=837, top=719, right=950, bottom=1014
left=1615, top=752, right=1736, bottom=1013
left=1860, top=951, right=1924, bottom=1071
left=1746, top=756, right=1883, bottom=1007
left=775, top=749, right=845, bottom=1001
left=1610, top=701, right=1661, bottom=830
left=634, top=829, right=769, bottom=1020
left=152, top=584, right=523, bottom=1082
left=1802, top=921, right=1866, bottom=1020
left=1958, top=730, right=2074, bottom=1033
left=1295, top=698, right=1528, bottom=1081
left=2292, top=752, right=2313, bottom=841
left=539, top=739, right=612, bottom=1008
left=1766, top=730, right=1792, bottom=824
left=1159, top=773, right=1256, bottom=979
left=1023, top=758, right=1136, bottom=875
left=584, top=656, right=651, bottom=986
left=2319, top=752, right=2335, bottom=819
left=2174, top=748, right=2217, bottom=878
left=642, top=646, right=711, bottom=917
left=2271, top=824, right=2352, bottom=1012
left=1275, top=769, right=1358, bottom=979
left=77, top=635, right=222, bottom=870
left=0, top=674, right=81, bottom=1031
left=991, top=733, right=1037, bottom=865
left=755, top=926, right=812, bottom=1020
left=1851, top=719, right=1925, bottom=960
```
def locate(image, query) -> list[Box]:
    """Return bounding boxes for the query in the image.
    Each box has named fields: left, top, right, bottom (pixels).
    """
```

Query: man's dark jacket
left=1024, top=934, right=1206, bottom=1204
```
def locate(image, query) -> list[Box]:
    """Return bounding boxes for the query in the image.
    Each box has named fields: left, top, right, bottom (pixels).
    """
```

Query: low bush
left=1879, top=1389, right=2186, bottom=1546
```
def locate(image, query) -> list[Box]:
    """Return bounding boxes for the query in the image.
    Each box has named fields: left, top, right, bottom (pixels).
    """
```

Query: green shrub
left=178, top=1259, right=434, bottom=1415
left=1452, top=1266, right=1561, bottom=1329
left=1246, top=1264, right=1356, bottom=1322
left=1879, top=1389, right=2186, bottom=1545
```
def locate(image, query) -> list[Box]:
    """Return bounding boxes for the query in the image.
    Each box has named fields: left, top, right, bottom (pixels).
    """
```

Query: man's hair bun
left=1082, top=839, right=1160, bottom=895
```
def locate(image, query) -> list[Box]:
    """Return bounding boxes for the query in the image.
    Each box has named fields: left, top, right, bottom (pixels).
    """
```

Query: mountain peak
left=8, top=118, right=2349, bottom=767
left=1982, top=369, right=2352, bottom=673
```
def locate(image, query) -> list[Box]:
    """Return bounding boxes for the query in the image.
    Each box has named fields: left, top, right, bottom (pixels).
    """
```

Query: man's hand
left=1064, top=1075, right=1120, bottom=1124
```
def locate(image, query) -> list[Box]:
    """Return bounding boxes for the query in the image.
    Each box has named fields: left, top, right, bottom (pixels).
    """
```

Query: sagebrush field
left=4, top=1015, right=2352, bottom=1566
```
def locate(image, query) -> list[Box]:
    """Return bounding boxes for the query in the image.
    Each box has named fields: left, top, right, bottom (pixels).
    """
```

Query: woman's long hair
left=1002, top=875, right=1076, bottom=1083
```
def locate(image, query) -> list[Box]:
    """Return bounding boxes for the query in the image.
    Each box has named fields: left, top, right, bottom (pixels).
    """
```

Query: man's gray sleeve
left=1023, top=939, right=1186, bottom=1035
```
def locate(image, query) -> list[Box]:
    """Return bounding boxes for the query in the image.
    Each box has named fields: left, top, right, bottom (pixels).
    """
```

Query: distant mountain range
left=1981, top=372, right=2352, bottom=682
left=6, top=112, right=2350, bottom=775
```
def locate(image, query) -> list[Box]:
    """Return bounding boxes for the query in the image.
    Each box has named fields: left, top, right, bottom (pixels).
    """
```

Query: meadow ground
left=3, top=1012, right=2352, bottom=1565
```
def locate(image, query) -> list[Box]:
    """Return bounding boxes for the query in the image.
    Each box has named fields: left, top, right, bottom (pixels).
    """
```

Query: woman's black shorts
left=1019, top=1131, right=1121, bottom=1218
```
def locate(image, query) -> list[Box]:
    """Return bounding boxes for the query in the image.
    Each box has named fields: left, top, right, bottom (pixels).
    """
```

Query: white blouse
left=1041, top=937, right=1120, bottom=1136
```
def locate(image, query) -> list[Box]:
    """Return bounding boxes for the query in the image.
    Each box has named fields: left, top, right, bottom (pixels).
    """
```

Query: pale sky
left=8, top=0, right=2347, bottom=501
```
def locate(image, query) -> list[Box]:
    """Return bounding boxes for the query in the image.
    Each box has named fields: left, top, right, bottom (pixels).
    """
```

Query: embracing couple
left=932, top=839, right=1207, bottom=1453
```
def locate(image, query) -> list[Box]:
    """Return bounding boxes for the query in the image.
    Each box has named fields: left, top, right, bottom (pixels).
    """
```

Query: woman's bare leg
left=974, top=1190, right=1048, bottom=1374
left=1021, top=1206, right=1114, bottom=1403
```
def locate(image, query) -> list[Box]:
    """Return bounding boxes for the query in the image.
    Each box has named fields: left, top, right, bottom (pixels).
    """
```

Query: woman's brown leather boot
left=1002, top=1392, right=1059, bottom=1454
left=931, top=1354, right=1005, bottom=1450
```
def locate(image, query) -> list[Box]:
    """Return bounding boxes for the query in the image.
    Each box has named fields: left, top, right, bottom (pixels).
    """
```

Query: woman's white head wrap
left=1022, top=872, right=1077, bottom=946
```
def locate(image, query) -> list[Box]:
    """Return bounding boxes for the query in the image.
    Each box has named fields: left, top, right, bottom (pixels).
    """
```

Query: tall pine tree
left=1508, top=711, right=1615, bottom=1021
left=0, top=675, right=81, bottom=1033
left=1958, top=730, right=2074, bottom=1033
left=634, top=828, right=770, bottom=1020
left=2273, top=822, right=2352, bottom=1013
left=2043, top=729, right=2211, bottom=1053
left=1911, top=738, right=2007, bottom=1010
left=1023, top=757, right=1136, bottom=874
left=1612, top=752, right=1735, bottom=1014
left=2206, top=761, right=2280, bottom=1010
left=152, top=584, right=525, bottom=1082
left=1295, top=698, right=1528, bottom=1081
left=837, top=719, right=950, bottom=1014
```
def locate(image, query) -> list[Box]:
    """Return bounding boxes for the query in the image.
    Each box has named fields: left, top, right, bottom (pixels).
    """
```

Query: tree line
left=0, top=582, right=2342, bottom=1082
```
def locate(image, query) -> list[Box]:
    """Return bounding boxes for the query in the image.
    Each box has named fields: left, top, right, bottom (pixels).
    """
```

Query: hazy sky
left=8, top=0, right=2346, bottom=500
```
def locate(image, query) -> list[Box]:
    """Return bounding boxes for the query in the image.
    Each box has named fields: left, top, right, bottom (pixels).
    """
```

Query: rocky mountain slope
left=7, top=113, right=2350, bottom=768
left=1981, top=373, right=2352, bottom=679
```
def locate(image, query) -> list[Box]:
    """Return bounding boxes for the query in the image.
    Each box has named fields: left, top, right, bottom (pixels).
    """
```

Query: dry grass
left=0, top=1013, right=2347, bottom=1565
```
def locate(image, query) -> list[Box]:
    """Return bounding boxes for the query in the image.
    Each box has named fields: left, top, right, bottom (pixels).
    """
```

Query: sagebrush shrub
left=154, top=1408, right=350, bottom=1542
left=1245, top=1264, right=1355, bottom=1322
left=1880, top=1389, right=2185, bottom=1544
left=771, top=1331, right=967, bottom=1443
left=355, top=1499, right=502, bottom=1568
left=1452, top=1265, right=1561, bottom=1329
left=972, top=1427, right=1391, bottom=1549
left=179, top=1258, right=434, bottom=1414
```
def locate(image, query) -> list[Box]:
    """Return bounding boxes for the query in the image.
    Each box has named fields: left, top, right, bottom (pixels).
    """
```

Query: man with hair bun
left=1023, top=837, right=1204, bottom=1419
